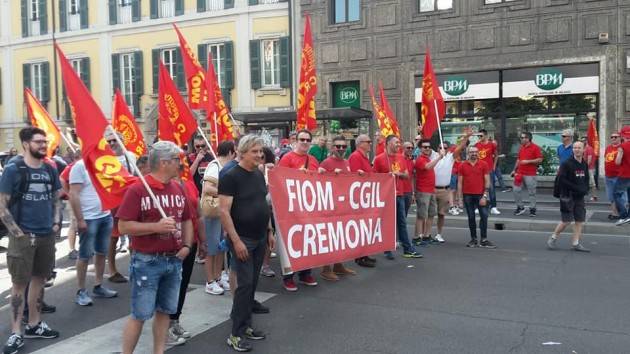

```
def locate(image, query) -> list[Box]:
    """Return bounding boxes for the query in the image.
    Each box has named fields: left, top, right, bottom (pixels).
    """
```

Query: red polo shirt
left=373, top=152, right=408, bottom=196
left=348, top=150, right=372, bottom=173
left=278, top=151, right=319, bottom=171
left=402, top=157, right=414, bottom=194
left=619, top=141, right=630, bottom=178
left=414, top=154, right=435, bottom=193
left=604, top=144, right=621, bottom=177
left=516, top=142, right=543, bottom=176
left=459, top=160, right=489, bottom=195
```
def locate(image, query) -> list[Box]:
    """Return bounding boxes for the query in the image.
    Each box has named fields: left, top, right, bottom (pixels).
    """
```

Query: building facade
left=296, top=0, right=630, bottom=176
left=0, top=0, right=290, bottom=150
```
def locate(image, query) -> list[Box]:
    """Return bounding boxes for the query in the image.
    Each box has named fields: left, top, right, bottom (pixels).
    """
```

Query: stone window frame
left=328, top=0, right=361, bottom=26
left=417, top=0, right=454, bottom=14
left=410, top=0, right=458, bottom=22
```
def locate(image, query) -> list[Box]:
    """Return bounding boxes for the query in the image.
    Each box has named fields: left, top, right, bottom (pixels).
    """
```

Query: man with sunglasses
left=557, top=129, right=574, bottom=165
left=188, top=136, right=214, bottom=194
left=413, top=140, right=445, bottom=246
left=512, top=132, right=543, bottom=217
left=402, top=141, right=416, bottom=219
left=605, top=132, right=624, bottom=219
left=612, top=126, right=630, bottom=226
left=475, top=129, right=501, bottom=215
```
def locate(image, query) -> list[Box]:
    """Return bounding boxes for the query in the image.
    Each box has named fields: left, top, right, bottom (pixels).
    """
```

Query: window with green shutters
left=63, top=58, right=90, bottom=119
left=23, top=62, right=50, bottom=105
left=198, top=0, right=234, bottom=11
left=151, top=0, right=183, bottom=19
left=197, top=42, right=234, bottom=89
left=152, top=48, right=185, bottom=93
left=60, top=0, right=88, bottom=32
left=21, top=0, right=48, bottom=37
left=113, top=51, right=144, bottom=117
left=109, top=0, right=141, bottom=25
left=250, top=37, right=290, bottom=90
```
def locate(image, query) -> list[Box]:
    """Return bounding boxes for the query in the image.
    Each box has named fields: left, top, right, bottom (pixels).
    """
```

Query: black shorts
left=560, top=196, right=586, bottom=223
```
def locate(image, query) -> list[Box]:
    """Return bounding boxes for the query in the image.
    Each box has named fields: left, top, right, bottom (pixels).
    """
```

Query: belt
left=134, top=250, right=179, bottom=257
left=435, top=186, right=449, bottom=190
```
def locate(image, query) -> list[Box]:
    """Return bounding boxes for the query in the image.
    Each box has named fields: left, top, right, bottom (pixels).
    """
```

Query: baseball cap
left=620, top=126, right=630, bottom=139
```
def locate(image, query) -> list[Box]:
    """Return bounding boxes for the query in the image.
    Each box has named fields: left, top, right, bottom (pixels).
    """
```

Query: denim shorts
left=605, top=177, right=617, bottom=202
left=204, top=217, right=223, bottom=256
left=78, top=215, right=113, bottom=261
left=449, top=174, right=458, bottom=190
left=129, top=252, right=182, bottom=321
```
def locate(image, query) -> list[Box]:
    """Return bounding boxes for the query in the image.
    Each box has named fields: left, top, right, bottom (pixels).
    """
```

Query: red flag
left=112, top=89, right=147, bottom=158
left=297, top=15, right=317, bottom=131
left=24, top=88, right=61, bottom=157
left=378, top=82, right=401, bottom=138
left=421, top=49, right=445, bottom=138
left=158, top=61, right=198, bottom=146
left=173, top=23, right=208, bottom=109
left=55, top=44, right=137, bottom=210
left=587, top=117, right=600, bottom=157
left=205, top=53, right=237, bottom=145
left=369, top=85, right=398, bottom=138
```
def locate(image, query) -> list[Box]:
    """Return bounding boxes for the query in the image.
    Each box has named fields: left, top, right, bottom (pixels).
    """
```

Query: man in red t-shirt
left=613, top=126, right=630, bottom=225
left=117, top=141, right=194, bottom=354
left=604, top=132, right=623, bottom=218
left=402, top=141, right=415, bottom=217
left=278, top=130, right=319, bottom=291
left=373, top=135, right=422, bottom=259
left=413, top=139, right=444, bottom=245
left=511, top=132, right=543, bottom=217
left=457, top=146, right=496, bottom=248
left=475, top=129, right=500, bottom=215
left=318, top=136, right=357, bottom=281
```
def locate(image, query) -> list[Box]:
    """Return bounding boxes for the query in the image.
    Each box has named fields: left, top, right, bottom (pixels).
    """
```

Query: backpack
left=7, top=157, right=56, bottom=225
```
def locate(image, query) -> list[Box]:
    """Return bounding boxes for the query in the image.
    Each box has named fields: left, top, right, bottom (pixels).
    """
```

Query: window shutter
left=224, top=0, right=234, bottom=9
left=175, top=0, right=184, bottom=16
left=59, top=0, right=67, bottom=32
left=150, top=0, right=158, bottom=19
left=21, top=0, right=28, bottom=37
left=108, top=0, right=117, bottom=25
left=133, top=51, right=144, bottom=117
left=175, top=48, right=186, bottom=91
left=224, top=41, right=234, bottom=89
left=112, top=53, right=121, bottom=93
left=249, top=0, right=258, bottom=5
left=249, top=40, right=261, bottom=90
left=39, top=0, right=48, bottom=35
left=41, top=62, right=50, bottom=102
left=152, top=48, right=159, bottom=93
left=80, top=0, right=88, bottom=29
left=81, top=57, right=91, bottom=91
left=132, top=0, right=141, bottom=21
left=197, top=43, right=208, bottom=71
left=197, top=0, right=206, bottom=12
left=221, top=88, right=231, bottom=109
left=279, top=36, right=291, bottom=88
left=23, top=63, right=31, bottom=91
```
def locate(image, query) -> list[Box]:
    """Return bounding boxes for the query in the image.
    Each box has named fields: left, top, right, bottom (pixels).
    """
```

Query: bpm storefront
left=415, top=63, right=600, bottom=177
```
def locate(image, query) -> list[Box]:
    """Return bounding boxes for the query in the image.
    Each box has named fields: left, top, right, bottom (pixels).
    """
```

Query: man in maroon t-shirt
left=511, top=131, right=543, bottom=217
left=318, top=136, right=357, bottom=281
left=117, top=141, right=194, bottom=354
left=458, top=146, right=496, bottom=248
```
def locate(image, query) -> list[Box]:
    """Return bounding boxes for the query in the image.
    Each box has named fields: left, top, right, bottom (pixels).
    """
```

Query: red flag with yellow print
left=112, top=89, right=147, bottom=158
left=173, top=23, right=208, bottom=109
left=56, top=44, right=137, bottom=210
left=421, top=49, right=445, bottom=138
left=369, top=85, right=398, bottom=138
left=205, top=53, right=237, bottom=146
left=158, top=61, right=198, bottom=147
left=378, top=82, right=401, bottom=138
left=297, top=15, right=317, bottom=131
left=24, top=88, right=61, bottom=157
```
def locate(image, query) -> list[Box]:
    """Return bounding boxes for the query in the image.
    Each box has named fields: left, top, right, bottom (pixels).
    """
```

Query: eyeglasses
left=107, top=139, right=117, bottom=144
left=611, top=136, right=620, bottom=139
left=561, top=135, right=570, bottom=138
left=334, top=145, right=347, bottom=149
left=195, top=144, right=205, bottom=148
left=405, top=147, right=414, bottom=150
left=361, top=140, right=372, bottom=144
left=421, top=146, right=431, bottom=149
left=298, top=138, right=312, bottom=142
left=30, top=140, right=48, bottom=145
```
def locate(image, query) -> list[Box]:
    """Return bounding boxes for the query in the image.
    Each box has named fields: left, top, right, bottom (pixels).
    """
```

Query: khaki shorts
left=415, top=192, right=437, bottom=218
left=7, top=234, right=56, bottom=284
left=435, top=188, right=450, bottom=216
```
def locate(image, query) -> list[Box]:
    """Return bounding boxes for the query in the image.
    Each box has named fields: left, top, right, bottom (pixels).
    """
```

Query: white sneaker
left=195, top=256, right=205, bottom=264
left=270, top=252, right=277, bottom=258
left=218, top=277, right=231, bottom=291
left=205, top=281, right=224, bottom=295
left=221, top=270, right=229, bottom=282
left=475, top=209, right=479, bottom=214
left=166, top=328, right=186, bottom=346
left=434, top=234, right=445, bottom=243
left=490, top=207, right=501, bottom=215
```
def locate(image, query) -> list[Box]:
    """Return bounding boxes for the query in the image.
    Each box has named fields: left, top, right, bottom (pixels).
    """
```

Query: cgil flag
left=296, top=15, right=317, bottom=131
left=587, top=117, right=600, bottom=158
left=24, top=88, right=61, bottom=157
left=205, top=52, right=237, bottom=146
left=378, top=82, right=401, bottom=138
left=369, top=85, right=399, bottom=138
left=158, top=61, right=198, bottom=147
left=56, top=44, right=137, bottom=210
left=173, top=23, right=208, bottom=109
left=420, top=49, right=445, bottom=139
left=112, top=89, right=147, bottom=158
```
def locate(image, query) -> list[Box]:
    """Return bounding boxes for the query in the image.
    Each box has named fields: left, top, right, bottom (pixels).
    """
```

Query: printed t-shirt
left=373, top=152, right=408, bottom=196
left=475, top=141, right=496, bottom=171
left=604, top=144, right=621, bottom=177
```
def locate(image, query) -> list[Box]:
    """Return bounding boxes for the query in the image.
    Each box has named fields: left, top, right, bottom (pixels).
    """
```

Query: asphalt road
left=1, top=224, right=629, bottom=354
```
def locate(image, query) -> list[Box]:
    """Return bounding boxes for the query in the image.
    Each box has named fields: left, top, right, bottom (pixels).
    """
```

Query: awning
left=232, top=107, right=373, bottom=125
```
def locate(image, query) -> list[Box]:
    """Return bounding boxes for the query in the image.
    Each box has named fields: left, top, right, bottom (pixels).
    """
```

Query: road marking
left=442, top=226, right=630, bottom=239
left=30, top=287, right=276, bottom=354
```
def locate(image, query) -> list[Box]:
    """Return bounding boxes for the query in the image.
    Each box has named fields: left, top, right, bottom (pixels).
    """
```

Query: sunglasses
left=405, top=147, right=414, bottom=150
left=561, top=135, right=570, bottom=138
left=107, top=139, right=117, bottom=144
left=334, top=144, right=347, bottom=149
left=611, top=136, right=620, bottom=138
left=195, top=144, right=205, bottom=148
left=298, top=138, right=312, bottom=142
left=421, top=146, right=431, bottom=149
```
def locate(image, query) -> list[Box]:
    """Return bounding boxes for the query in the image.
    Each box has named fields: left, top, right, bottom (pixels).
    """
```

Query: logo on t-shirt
left=391, top=161, right=401, bottom=173
left=605, top=150, right=617, bottom=162
left=575, top=169, right=586, bottom=178
left=478, top=149, right=488, bottom=160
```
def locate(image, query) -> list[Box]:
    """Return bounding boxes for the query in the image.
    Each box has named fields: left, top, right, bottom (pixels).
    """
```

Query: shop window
left=331, top=0, right=360, bottom=24
left=419, top=0, right=452, bottom=12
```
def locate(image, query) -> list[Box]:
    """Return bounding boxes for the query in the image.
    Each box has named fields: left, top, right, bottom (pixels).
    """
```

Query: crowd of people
left=0, top=123, right=629, bottom=354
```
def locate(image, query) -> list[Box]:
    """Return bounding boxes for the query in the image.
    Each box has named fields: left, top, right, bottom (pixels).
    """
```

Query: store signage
left=414, top=71, right=500, bottom=102
left=333, top=81, right=361, bottom=108
left=340, top=87, right=359, bottom=104
left=535, top=68, right=564, bottom=90
left=443, top=77, right=469, bottom=96
left=503, top=63, right=598, bottom=97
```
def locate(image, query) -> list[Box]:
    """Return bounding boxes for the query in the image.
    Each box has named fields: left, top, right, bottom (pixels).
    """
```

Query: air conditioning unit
left=598, top=32, right=609, bottom=44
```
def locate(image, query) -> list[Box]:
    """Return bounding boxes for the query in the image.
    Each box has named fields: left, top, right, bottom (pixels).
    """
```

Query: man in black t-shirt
left=218, top=135, right=275, bottom=352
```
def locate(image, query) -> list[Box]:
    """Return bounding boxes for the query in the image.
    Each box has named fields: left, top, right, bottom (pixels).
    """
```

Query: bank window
left=332, top=0, right=360, bottom=24
left=419, top=0, right=452, bottom=12
left=262, top=39, right=280, bottom=87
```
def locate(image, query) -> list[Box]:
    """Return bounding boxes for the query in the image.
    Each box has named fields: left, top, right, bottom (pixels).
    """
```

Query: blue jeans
left=403, top=192, right=413, bottom=216
left=129, top=252, right=182, bottom=321
left=78, top=215, right=113, bottom=261
left=463, top=194, right=489, bottom=240
left=488, top=171, right=497, bottom=208
left=613, top=177, right=630, bottom=219
left=396, top=196, right=415, bottom=253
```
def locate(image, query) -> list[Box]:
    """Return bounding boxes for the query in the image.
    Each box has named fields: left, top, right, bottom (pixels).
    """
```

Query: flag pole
left=433, top=100, right=444, bottom=148
left=196, top=125, right=222, bottom=168
left=108, top=125, right=167, bottom=219
left=59, top=132, right=77, bottom=154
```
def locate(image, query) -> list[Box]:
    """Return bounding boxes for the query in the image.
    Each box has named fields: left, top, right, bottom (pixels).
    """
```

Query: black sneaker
left=466, top=240, right=478, bottom=248
left=402, top=251, right=423, bottom=258
left=384, top=251, right=395, bottom=260
left=3, top=334, right=24, bottom=354
left=529, top=208, right=537, bottom=217
left=479, top=239, right=497, bottom=249
left=41, top=302, right=56, bottom=314
left=252, top=300, right=269, bottom=314
left=412, top=237, right=422, bottom=246
left=226, top=334, right=252, bottom=352
left=244, top=327, right=266, bottom=340
left=24, top=321, right=59, bottom=339
left=513, top=207, right=526, bottom=216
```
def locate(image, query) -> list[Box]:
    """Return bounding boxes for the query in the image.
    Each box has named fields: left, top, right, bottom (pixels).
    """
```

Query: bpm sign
left=535, top=68, right=564, bottom=90
left=339, top=86, right=359, bottom=104
left=442, top=77, right=469, bottom=96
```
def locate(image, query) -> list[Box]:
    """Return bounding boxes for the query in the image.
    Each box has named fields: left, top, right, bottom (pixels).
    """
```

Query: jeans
left=605, top=177, right=618, bottom=203
left=403, top=192, right=413, bottom=216
left=78, top=215, right=113, bottom=261
left=494, top=168, right=506, bottom=189
left=613, top=177, right=630, bottom=219
left=230, top=237, right=267, bottom=337
left=129, top=252, right=182, bottom=321
left=396, top=196, right=415, bottom=253
left=170, top=243, right=197, bottom=321
left=488, top=171, right=497, bottom=208
left=513, top=175, right=537, bottom=209
left=463, top=194, right=489, bottom=240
